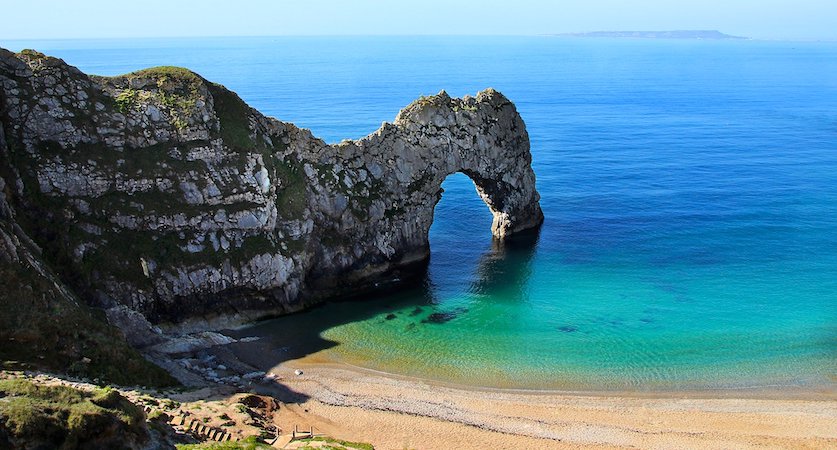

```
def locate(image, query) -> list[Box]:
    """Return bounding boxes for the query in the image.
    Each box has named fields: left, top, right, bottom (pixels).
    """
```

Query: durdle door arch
left=348, top=89, right=545, bottom=251
left=300, top=88, right=544, bottom=302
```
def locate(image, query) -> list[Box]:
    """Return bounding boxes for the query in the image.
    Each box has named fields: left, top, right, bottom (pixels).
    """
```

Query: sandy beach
left=250, top=357, right=837, bottom=450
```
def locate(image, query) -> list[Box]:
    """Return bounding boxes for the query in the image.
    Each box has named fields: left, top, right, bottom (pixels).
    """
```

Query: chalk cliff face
left=0, top=48, right=543, bottom=329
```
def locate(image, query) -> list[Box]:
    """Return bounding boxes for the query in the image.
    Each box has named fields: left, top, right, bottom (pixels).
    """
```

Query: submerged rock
left=422, top=311, right=462, bottom=324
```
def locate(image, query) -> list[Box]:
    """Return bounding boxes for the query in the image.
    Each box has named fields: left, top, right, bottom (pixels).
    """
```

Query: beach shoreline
left=290, top=355, right=837, bottom=401
left=204, top=343, right=837, bottom=449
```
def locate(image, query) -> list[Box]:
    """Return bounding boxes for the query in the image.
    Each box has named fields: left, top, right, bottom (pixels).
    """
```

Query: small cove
left=8, top=36, right=835, bottom=390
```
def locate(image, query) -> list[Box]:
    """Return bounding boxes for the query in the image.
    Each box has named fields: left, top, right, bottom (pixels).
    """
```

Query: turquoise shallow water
left=5, top=36, right=836, bottom=390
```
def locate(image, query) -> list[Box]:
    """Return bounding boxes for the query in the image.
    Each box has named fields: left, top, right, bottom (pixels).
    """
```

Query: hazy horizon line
left=2, top=33, right=836, bottom=44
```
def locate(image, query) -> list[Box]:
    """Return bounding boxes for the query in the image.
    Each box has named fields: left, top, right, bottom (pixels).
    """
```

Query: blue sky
left=1, top=0, right=835, bottom=41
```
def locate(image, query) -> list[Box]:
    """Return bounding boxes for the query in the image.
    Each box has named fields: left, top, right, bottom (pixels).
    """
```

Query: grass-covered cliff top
left=0, top=378, right=147, bottom=448
left=125, top=65, right=205, bottom=83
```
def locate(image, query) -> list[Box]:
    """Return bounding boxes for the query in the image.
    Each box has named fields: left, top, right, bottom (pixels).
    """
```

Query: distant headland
left=553, top=30, right=747, bottom=40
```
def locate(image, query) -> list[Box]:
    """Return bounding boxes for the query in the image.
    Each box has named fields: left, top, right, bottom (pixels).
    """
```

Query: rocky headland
left=0, top=47, right=542, bottom=364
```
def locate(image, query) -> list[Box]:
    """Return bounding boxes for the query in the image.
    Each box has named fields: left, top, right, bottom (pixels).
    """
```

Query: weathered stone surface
left=0, top=47, right=543, bottom=330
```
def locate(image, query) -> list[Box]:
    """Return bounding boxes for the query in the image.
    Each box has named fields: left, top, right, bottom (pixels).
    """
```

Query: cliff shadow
left=213, top=229, right=540, bottom=400
left=212, top=170, right=541, bottom=400
left=214, top=266, right=436, bottom=399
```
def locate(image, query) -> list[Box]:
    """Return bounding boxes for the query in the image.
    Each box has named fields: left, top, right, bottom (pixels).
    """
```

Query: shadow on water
left=217, top=263, right=438, bottom=402
left=220, top=227, right=541, bottom=400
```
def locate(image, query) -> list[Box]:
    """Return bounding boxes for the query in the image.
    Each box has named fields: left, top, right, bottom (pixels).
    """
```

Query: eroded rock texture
left=0, top=48, right=543, bottom=328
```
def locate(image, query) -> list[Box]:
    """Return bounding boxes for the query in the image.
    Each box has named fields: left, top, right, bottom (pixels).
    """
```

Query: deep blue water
left=5, top=36, right=836, bottom=389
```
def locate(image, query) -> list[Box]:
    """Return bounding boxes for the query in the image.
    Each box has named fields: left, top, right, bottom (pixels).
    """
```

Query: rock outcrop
left=0, top=125, right=175, bottom=385
left=0, top=48, right=543, bottom=330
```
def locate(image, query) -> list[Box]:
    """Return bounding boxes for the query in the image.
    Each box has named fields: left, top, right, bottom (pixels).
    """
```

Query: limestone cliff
left=0, top=110, right=175, bottom=385
left=0, top=48, right=543, bottom=331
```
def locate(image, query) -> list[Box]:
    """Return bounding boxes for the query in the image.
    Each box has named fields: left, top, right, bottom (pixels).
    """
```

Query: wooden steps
left=143, top=405, right=237, bottom=442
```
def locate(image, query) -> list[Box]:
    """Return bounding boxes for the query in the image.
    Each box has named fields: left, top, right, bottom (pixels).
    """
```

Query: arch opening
left=423, top=171, right=542, bottom=309
left=426, top=172, right=495, bottom=295
left=429, top=172, right=495, bottom=249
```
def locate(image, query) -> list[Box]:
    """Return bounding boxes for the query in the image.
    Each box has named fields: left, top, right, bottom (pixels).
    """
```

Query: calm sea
left=5, top=36, right=836, bottom=390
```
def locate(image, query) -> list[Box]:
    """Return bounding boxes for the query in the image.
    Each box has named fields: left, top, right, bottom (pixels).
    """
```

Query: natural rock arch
left=306, top=89, right=544, bottom=260
left=386, top=89, right=543, bottom=242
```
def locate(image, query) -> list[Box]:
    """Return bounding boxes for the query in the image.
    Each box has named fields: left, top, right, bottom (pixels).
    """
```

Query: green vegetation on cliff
left=296, top=437, right=375, bottom=450
left=0, top=253, right=176, bottom=387
left=0, top=379, right=148, bottom=449
left=208, top=82, right=255, bottom=150
left=129, top=66, right=204, bottom=85
left=176, top=436, right=273, bottom=450
left=111, top=66, right=203, bottom=130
